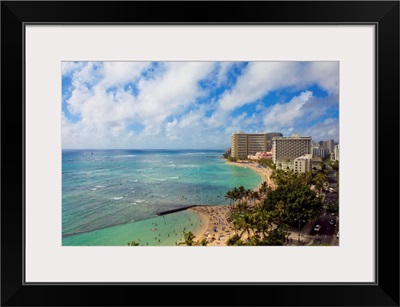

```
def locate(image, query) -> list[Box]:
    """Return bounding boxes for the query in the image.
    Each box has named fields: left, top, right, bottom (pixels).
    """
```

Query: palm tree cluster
left=227, top=202, right=287, bottom=246
left=177, top=231, right=208, bottom=246
left=177, top=231, right=196, bottom=246
left=225, top=183, right=270, bottom=209
left=271, top=168, right=327, bottom=194
left=225, top=168, right=324, bottom=246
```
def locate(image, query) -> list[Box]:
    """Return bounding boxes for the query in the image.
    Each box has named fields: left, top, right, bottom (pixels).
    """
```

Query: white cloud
left=62, top=61, right=339, bottom=149
left=301, top=118, right=339, bottom=141
left=63, top=62, right=217, bottom=148
left=305, top=62, right=339, bottom=95
left=216, top=61, right=338, bottom=112
left=218, top=62, right=297, bottom=111
left=100, top=62, right=150, bottom=88
left=62, top=62, right=84, bottom=76
left=263, top=91, right=313, bottom=130
left=135, top=62, right=215, bottom=120
left=216, top=62, right=236, bottom=86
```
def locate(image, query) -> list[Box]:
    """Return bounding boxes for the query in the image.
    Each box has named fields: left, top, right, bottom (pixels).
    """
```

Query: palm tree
left=178, top=231, right=196, bottom=246
left=237, top=185, right=246, bottom=203
left=246, top=189, right=253, bottom=204
left=259, top=181, right=268, bottom=199
left=231, top=187, right=240, bottom=207
left=276, top=200, right=285, bottom=224
left=252, top=206, right=273, bottom=239
left=236, top=201, right=249, bottom=213
left=252, top=191, right=260, bottom=205
left=200, top=238, right=208, bottom=246
left=237, top=213, right=255, bottom=239
left=225, top=190, right=234, bottom=205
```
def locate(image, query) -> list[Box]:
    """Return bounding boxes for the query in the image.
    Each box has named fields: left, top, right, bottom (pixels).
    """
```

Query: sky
left=62, top=61, right=339, bottom=149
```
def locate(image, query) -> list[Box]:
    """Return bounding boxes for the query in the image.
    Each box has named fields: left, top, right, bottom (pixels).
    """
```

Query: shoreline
left=225, top=160, right=276, bottom=190
left=189, top=159, right=276, bottom=246
left=189, top=205, right=234, bottom=246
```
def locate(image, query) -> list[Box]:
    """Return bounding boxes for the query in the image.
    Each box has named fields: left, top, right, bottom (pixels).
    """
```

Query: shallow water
left=62, top=149, right=262, bottom=246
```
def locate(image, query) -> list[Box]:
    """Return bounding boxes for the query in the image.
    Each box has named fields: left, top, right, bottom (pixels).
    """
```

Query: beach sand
left=187, top=160, right=277, bottom=246
left=182, top=161, right=319, bottom=246
left=189, top=205, right=234, bottom=246
left=190, top=203, right=313, bottom=246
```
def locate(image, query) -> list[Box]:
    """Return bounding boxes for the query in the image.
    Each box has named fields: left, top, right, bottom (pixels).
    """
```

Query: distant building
left=272, top=135, right=312, bottom=165
left=313, top=147, right=326, bottom=158
left=266, top=132, right=283, bottom=151
left=275, top=158, right=295, bottom=171
left=333, top=144, right=339, bottom=161
left=327, top=139, right=335, bottom=154
left=294, top=154, right=313, bottom=173
left=231, top=132, right=282, bottom=159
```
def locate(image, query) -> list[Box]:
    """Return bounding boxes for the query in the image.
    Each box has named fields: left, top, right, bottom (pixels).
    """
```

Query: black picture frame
left=1, top=1, right=399, bottom=306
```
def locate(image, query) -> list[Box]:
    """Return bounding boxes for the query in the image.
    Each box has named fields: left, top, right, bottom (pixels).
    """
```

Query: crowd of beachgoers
left=187, top=161, right=294, bottom=246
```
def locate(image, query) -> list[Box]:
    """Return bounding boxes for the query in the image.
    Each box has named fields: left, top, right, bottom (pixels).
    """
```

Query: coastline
left=189, top=205, right=233, bottom=246
left=225, top=160, right=276, bottom=190
left=188, top=159, right=276, bottom=246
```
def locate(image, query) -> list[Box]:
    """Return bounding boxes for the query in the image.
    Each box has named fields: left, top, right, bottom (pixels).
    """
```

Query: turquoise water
left=62, top=149, right=262, bottom=246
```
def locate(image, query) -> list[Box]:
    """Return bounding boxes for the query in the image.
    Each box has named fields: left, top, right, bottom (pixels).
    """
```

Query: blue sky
left=62, top=61, right=339, bottom=149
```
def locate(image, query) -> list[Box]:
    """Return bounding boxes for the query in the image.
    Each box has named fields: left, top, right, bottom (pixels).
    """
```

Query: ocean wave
left=89, top=185, right=106, bottom=191
left=112, top=196, right=123, bottom=200
left=115, top=155, right=137, bottom=158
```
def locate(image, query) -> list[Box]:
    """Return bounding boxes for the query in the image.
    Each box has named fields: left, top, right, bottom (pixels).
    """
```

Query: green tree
left=264, top=182, right=323, bottom=228
left=227, top=156, right=238, bottom=162
left=231, top=208, right=255, bottom=239
left=226, top=234, right=244, bottom=246
left=314, top=172, right=327, bottom=194
left=200, top=238, right=208, bottom=246
left=225, top=190, right=235, bottom=206
left=298, top=171, right=314, bottom=186
left=252, top=191, right=260, bottom=205
left=237, top=185, right=246, bottom=203
left=258, top=181, right=269, bottom=198
left=178, top=231, right=196, bottom=246
left=272, top=169, right=300, bottom=187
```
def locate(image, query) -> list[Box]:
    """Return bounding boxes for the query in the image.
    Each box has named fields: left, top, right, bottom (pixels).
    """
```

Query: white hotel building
left=272, top=135, right=312, bottom=171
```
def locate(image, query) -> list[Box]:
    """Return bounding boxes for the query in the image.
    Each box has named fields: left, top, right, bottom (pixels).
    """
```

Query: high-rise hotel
left=231, top=132, right=282, bottom=158
left=272, top=134, right=312, bottom=165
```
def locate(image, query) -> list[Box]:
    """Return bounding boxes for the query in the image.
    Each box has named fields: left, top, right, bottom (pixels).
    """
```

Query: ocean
left=62, top=149, right=262, bottom=246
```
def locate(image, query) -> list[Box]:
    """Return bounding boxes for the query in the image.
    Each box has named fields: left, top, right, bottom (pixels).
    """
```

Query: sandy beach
left=187, top=160, right=277, bottom=246
left=184, top=160, right=321, bottom=246
left=189, top=205, right=233, bottom=246
left=189, top=203, right=313, bottom=246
